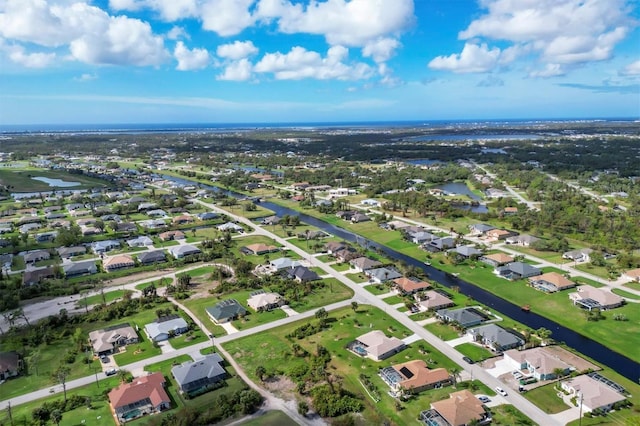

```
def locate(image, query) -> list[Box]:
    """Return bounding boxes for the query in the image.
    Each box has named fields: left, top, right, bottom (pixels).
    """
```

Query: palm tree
left=351, top=301, right=359, bottom=312
left=450, top=367, right=461, bottom=388
left=51, top=409, right=62, bottom=426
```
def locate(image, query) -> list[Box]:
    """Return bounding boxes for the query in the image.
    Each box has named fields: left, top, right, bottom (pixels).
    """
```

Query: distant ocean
left=0, top=118, right=636, bottom=134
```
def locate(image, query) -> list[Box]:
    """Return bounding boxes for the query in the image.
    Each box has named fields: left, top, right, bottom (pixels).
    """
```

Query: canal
left=166, top=175, right=640, bottom=382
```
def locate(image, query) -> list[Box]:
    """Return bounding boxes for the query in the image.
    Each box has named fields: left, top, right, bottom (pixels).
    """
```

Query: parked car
left=462, top=356, right=474, bottom=364
left=495, top=386, right=508, bottom=397
left=100, top=355, right=109, bottom=364
left=478, top=395, right=491, bottom=403
left=512, top=371, right=523, bottom=379
left=105, top=368, right=118, bottom=376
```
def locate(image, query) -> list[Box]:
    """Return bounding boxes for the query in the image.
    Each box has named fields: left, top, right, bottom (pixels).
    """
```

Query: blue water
left=1, top=118, right=635, bottom=134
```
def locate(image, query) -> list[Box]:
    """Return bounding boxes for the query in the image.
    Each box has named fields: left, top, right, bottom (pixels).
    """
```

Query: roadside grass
left=216, top=204, right=274, bottom=219
left=365, top=284, right=391, bottom=295
left=223, top=305, right=461, bottom=425
left=76, top=290, right=125, bottom=308
left=490, top=404, right=539, bottom=425
left=523, top=384, right=570, bottom=414
left=424, top=322, right=461, bottom=341
left=574, top=262, right=617, bottom=280
left=502, top=245, right=567, bottom=264
left=611, top=288, right=640, bottom=300
left=381, top=295, right=406, bottom=305
left=287, top=278, right=354, bottom=312
left=330, top=262, right=351, bottom=272
left=236, top=410, right=298, bottom=426
left=540, top=266, right=567, bottom=275
left=344, top=272, right=368, bottom=283
left=169, top=329, right=210, bottom=349
left=571, top=276, right=605, bottom=288
left=624, top=282, right=640, bottom=291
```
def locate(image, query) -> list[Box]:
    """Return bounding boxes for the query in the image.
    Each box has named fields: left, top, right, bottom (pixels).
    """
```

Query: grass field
left=523, top=384, right=570, bottom=414
left=454, top=343, right=494, bottom=363
left=0, top=168, right=109, bottom=192
left=76, top=290, right=126, bottom=308
left=424, top=322, right=461, bottom=341
left=611, top=288, right=640, bottom=300
left=237, top=410, right=298, bottom=426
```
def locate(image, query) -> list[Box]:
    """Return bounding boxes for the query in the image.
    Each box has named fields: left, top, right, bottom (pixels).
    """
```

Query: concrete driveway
left=486, top=357, right=514, bottom=378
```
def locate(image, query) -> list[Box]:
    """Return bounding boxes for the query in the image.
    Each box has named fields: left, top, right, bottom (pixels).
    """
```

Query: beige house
left=89, top=324, right=139, bottom=355
left=529, top=272, right=576, bottom=293
left=247, top=291, right=284, bottom=312
left=422, top=389, right=491, bottom=426
left=348, top=330, right=405, bottom=361
left=569, top=285, right=624, bottom=310
left=623, top=268, right=640, bottom=282
left=104, top=254, right=135, bottom=272
left=380, top=360, right=450, bottom=394
left=561, top=375, right=626, bottom=413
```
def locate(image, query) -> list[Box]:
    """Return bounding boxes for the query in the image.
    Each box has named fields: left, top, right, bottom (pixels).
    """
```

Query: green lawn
left=223, top=305, right=461, bottom=426
left=611, top=288, right=640, bottom=300
left=624, top=282, right=640, bottom=291
left=365, top=284, right=391, bottom=295
left=287, top=278, right=353, bottom=312
left=170, top=328, right=210, bottom=349
left=344, top=272, right=369, bottom=283
left=574, top=262, right=618, bottom=279
left=490, top=404, right=538, bottom=425
left=76, top=289, right=126, bottom=307
left=330, top=262, right=351, bottom=272
left=424, top=322, right=461, bottom=341
left=523, top=384, right=570, bottom=414
left=143, top=354, right=193, bottom=373
left=381, top=295, right=406, bottom=305
left=454, top=343, right=494, bottom=362
left=0, top=168, right=109, bottom=192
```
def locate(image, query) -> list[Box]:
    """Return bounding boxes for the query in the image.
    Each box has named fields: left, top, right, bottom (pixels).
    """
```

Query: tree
left=315, top=308, right=328, bottom=321
left=255, top=366, right=266, bottom=381
left=52, top=365, right=70, bottom=404
left=176, top=273, right=191, bottom=291
left=351, top=301, right=359, bottom=312
left=298, top=400, right=309, bottom=417
left=450, top=367, right=460, bottom=387
left=50, top=409, right=62, bottom=426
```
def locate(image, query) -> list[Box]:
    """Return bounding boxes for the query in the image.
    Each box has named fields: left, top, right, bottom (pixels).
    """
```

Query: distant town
left=0, top=120, right=639, bottom=426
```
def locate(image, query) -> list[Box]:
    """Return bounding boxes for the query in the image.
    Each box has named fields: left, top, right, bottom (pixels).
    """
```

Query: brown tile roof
left=562, top=375, right=625, bottom=411
left=482, top=253, right=514, bottom=264
left=109, top=372, right=169, bottom=410
left=392, top=360, right=449, bottom=390
left=393, top=277, right=431, bottom=293
left=431, top=389, right=486, bottom=426
left=104, top=254, right=135, bottom=268
left=625, top=268, right=640, bottom=279
left=245, top=243, right=278, bottom=254
left=530, top=272, right=575, bottom=290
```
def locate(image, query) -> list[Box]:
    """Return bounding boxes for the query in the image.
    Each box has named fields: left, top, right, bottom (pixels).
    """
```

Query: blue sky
left=0, top=0, right=638, bottom=125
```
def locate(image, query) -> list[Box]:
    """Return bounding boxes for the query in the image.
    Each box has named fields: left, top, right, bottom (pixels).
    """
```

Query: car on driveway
left=478, top=395, right=491, bottom=403
left=462, top=356, right=474, bottom=364
left=100, top=355, right=109, bottom=364
left=495, top=386, right=508, bottom=397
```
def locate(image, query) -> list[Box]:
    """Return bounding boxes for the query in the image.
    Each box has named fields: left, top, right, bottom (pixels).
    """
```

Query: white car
left=495, top=386, right=508, bottom=397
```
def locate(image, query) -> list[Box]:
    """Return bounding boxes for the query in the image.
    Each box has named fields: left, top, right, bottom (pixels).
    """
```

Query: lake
left=32, top=176, right=81, bottom=187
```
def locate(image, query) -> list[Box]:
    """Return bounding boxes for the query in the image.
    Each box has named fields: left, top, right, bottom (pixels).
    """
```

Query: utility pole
left=6, top=400, right=13, bottom=426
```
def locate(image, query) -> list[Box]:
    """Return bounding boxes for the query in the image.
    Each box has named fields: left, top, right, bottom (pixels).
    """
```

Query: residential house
left=108, top=372, right=170, bottom=423
left=563, top=248, right=594, bottom=263
left=366, top=267, right=402, bottom=284
left=448, top=245, right=483, bottom=259
left=206, top=299, right=247, bottom=324
left=261, top=215, right=281, bottom=226
left=76, top=218, right=98, bottom=227
left=217, top=222, right=244, bottom=233
left=504, top=347, right=572, bottom=381
left=623, top=268, right=640, bottom=282
left=436, top=307, right=487, bottom=329
left=137, top=250, right=167, bottom=265
left=336, top=210, right=357, bottom=221
left=409, top=231, right=437, bottom=245
left=480, top=253, right=514, bottom=267
left=172, top=215, right=194, bottom=225
left=158, top=230, right=185, bottom=241
left=23, top=250, right=50, bottom=264
left=104, top=254, right=135, bottom=272
left=92, top=239, right=121, bottom=254
left=467, top=324, right=524, bottom=352
left=349, top=257, right=382, bottom=273
left=197, top=212, right=218, bottom=221
left=561, top=375, right=626, bottom=413
left=0, top=352, right=23, bottom=380
left=569, top=285, right=624, bottom=310
left=140, top=219, right=166, bottom=230
left=117, top=222, right=139, bottom=232
left=393, top=277, right=431, bottom=295
left=386, top=220, right=411, bottom=231
left=416, top=290, right=455, bottom=311
left=64, top=260, right=98, bottom=278
left=495, top=262, right=541, bottom=280
left=351, top=213, right=371, bottom=223
left=137, top=202, right=158, bottom=211
left=502, top=207, right=519, bottom=215
left=269, top=257, right=301, bottom=272
left=144, top=316, right=189, bottom=342
left=421, top=389, right=491, bottom=426
left=168, top=244, right=201, bottom=259
left=348, top=330, right=405, bottom=361
left=45, top=212, right=66, bottom=220
left=288, top=265, right=320, bottom=283
left=361, top=199, right=381, bottom=207
left=89, top=323, right=139, bottom=355
left=241, top=243, right=280, bottom=256
left=0, top=253, right=12, bottom=270
left=427, top=237, right=456, bottom=252
left=329, top=188, right=357, bottom=198
left=57, top=246, right=86, bottom=259
left=380, top=360, right=450, bottom=394
left=171, top=353, right=227, bottom=395
left=333, top=247, right=359, bottom=263
left=34, top=231, right=57, bottom=243
left=324, top=241, right=347, bottom=254
left=505, top=234, right=541, bottom=247
left=127, top=236, right=153, bottom=247
left=18, top=223, right=41, bottom=234
left=247, top=290, right=284, bottom=312
left=22, top=267, right=55, bottom=286
left=486, top=229, right=517, bottom=241
left=469, top=223, right=495, bottom=235
left=529, top=272, right=576, bottom=293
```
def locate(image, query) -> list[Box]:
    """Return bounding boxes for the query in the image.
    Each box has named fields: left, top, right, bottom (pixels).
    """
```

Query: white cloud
left=254, top=45, right=372, bottom=80
left=256, top=0, right=414, bottom=47
left=428, top=43, right=501, bottom=73
left=70, top=15, right=168, bottom=66
left=529, top=63, right=566, bottom=78
left=217, top=58, right=253, bottom=81
left=74, top=73, right=98, bottom=81
left=362, top=38, right=400, bottom=63
left=216, top=40, right=258, bottom=60
left=200, top=0, right=255, bottom=37
left=109, top=0, right=197, bottom=21
left=0, top=0, right=168, bottom=67
left=174, top=41, right=209, bottom=71
left=620, top=60, right=640, bottom=76
left=431, top=0, right=634, bottom=76
left=7, top=45, right=56, bottom=68
left=167, top=26, right=189, bottom=40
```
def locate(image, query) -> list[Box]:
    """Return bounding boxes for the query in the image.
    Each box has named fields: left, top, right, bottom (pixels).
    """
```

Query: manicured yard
left=454, top=343, right=494, bottom=362
left=574, top=262, right=617, bottom=279
left=287, top=278, right=354, bottom=312
left=223, top=305, right=462, bottom=425
left=330, top=262, right=351, bottom=272
left=523, top=384, right=570, bottom=414
left=424, top=321, right=461, bottom=341
left=365, top=284, right=391, bottom=295
left=170, top=328, right=210, bottom=349
left=611, top=288, right=640, bottom=300
left=381, top=295, right=406, bottom=305
left=344, top=272, right=369, bottom=283
left=490, top=404, right=539, bottom=425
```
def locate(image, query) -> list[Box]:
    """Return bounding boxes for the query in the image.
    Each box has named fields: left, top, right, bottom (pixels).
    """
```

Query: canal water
left=165, top=175, right=640, bottom=382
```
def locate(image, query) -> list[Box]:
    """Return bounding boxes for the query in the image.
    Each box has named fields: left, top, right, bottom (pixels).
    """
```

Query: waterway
left=164, top=175, right=640, bottom=382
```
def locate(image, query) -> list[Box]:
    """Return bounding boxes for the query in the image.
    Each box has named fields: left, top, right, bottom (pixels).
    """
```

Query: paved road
left=472, top=161, right=540, bottom=210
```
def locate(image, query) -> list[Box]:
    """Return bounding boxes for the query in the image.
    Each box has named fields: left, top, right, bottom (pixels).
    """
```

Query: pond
left=32, top=176, right=81, bottom=187
left=434, top=182, right=481, bottom=200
